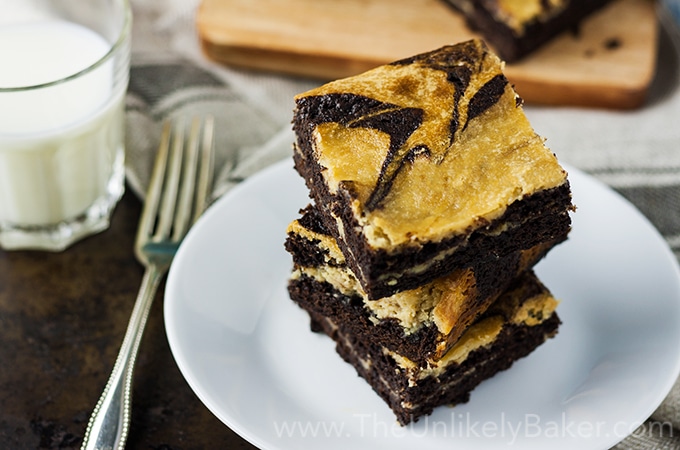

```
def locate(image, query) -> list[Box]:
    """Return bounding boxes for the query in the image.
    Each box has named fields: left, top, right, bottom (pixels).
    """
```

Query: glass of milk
left=0, top=0, right=131, bottom=251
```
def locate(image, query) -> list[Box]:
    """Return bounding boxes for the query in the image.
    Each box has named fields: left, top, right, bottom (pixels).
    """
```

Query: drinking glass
left=0, top=0, right=131, bottom=251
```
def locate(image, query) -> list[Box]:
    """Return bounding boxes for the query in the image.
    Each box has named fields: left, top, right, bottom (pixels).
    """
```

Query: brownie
left=442, top=0, right=614, bottom=62
left=292, top=39, right=574, bottom=300
left=299, top=271, right=561, bottom=425
left=285, top=203, right=563, bottom=365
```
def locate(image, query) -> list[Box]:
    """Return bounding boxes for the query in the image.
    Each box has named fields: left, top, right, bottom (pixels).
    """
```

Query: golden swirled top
left=294, top=40, right=568, bottom=249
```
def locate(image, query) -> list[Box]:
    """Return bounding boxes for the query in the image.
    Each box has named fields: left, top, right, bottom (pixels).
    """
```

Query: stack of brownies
left=284, top=39, right=574, bottom=425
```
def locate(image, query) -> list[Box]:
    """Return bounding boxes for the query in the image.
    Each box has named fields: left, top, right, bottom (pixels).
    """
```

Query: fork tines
left=138, top=116, right=215, bottom=248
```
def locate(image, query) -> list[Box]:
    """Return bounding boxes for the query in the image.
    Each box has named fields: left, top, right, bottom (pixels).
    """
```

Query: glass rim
left=0, top=0, right=131, bottom=93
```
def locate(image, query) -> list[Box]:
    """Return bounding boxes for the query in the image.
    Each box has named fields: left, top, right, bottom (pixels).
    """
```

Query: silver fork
left=81, top=116, right=215, bottom=450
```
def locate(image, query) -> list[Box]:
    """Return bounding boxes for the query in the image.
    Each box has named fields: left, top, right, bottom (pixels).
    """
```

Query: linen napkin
left=124, top=0, right=319, bottom=204
left=124, top=1, right=680, bottom=448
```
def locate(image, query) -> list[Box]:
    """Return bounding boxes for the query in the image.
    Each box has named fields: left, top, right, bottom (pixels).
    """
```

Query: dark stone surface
left=0, top=190, right=258, bottom=450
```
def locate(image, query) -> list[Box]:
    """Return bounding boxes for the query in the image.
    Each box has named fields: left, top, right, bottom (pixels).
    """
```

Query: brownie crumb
left=604, top=37, right=622, bottom=50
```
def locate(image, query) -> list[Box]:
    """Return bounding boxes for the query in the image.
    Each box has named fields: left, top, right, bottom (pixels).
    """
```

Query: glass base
left=0, top=162, right=125, bottom=252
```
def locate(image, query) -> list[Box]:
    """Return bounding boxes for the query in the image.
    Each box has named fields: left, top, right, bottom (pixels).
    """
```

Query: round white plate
left=165, top=159, right=680, bottom=450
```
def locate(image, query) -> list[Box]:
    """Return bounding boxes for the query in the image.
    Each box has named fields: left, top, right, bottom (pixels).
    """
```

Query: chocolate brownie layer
left=442, top=0, right=613, bottom=62
left=286, top=204, right=562, bottom=365
left=292, top=40, right=574, bottom=300
left=301, top=272, right=561, bottom=425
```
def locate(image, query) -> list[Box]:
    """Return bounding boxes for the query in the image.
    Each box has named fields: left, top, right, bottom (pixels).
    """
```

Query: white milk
left=0, top=20, right=123, bottom=226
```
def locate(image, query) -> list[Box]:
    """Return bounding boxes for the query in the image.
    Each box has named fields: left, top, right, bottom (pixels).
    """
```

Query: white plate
left=165, top=159, right=680, bottom=450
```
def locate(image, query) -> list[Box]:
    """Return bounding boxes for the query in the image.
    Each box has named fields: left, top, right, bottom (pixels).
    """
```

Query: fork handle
left=81, top=264, right=165, bottom=450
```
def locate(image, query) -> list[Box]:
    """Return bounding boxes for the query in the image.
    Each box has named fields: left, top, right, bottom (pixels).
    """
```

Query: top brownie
left=292, top=39, right=573, bottom=299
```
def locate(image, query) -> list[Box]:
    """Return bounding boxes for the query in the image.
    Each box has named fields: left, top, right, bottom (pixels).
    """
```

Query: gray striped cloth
left=124, top=1, right=680, bottom=448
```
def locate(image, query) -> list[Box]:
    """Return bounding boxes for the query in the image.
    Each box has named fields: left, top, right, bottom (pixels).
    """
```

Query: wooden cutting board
left=197, top=0, right=659, bottom=109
